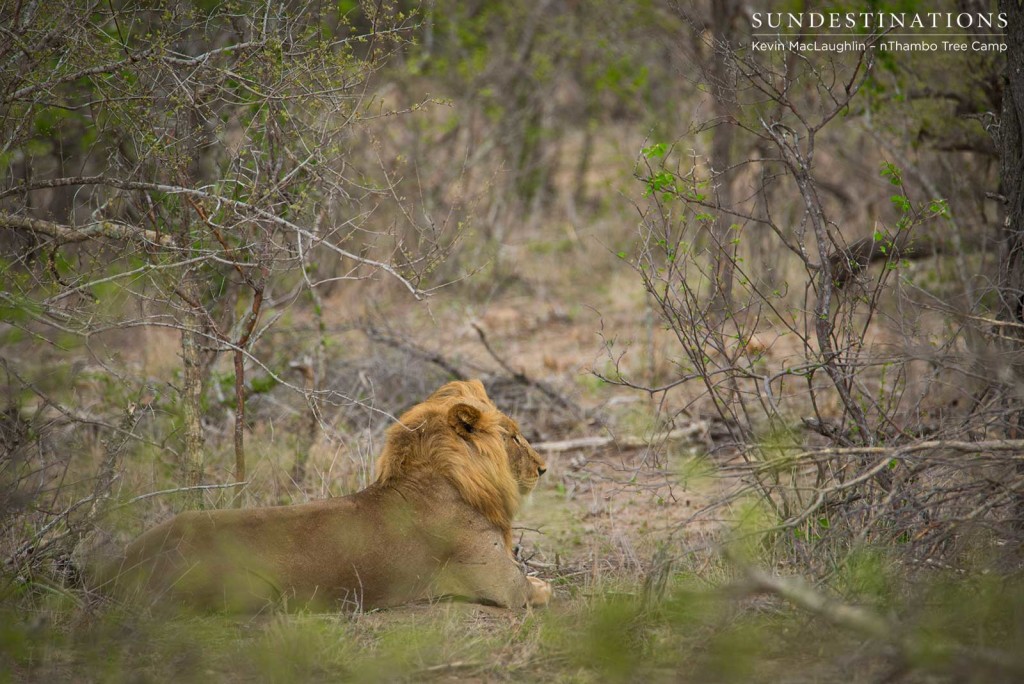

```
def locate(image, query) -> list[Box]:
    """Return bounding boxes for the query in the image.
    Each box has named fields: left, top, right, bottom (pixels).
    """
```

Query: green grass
left=5, top=565, right=1023, bottom=683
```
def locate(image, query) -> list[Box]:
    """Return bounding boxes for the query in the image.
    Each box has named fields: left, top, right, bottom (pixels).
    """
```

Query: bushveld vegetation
left=2, top=0, right=1024, bottom=681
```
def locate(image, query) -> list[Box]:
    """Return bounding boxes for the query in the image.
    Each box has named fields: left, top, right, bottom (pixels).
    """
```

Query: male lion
left=97, top=380, right=552, bottom=612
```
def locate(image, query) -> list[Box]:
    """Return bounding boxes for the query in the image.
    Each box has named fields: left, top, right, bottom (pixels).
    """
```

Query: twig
left=4, top=481, right=249, bottom=570
left=416, top=661, right=482, bottom=675
left=116, top=481, right=249, bottom=508
left=746, top=438, right=1024, bottom=461
left=0, top=176, right=427, bottom=297
left=6, top=494, right=98, bottom=569
left=0, top=358, right=170, bottom=454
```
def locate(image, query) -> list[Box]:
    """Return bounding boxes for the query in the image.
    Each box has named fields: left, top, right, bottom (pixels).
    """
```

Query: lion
left=95, top=380, right=552, bottom=612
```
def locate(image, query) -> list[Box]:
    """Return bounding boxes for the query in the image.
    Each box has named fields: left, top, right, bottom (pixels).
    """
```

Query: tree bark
left=232, top=347, right=245, bottom=505
left=999, top=1, right=1024, bottom=524
left=1001, top=0, right=1024, bottom=328
left=180, top=282, right=206, bottom=510
left=709, top=0, right=740, bottom=313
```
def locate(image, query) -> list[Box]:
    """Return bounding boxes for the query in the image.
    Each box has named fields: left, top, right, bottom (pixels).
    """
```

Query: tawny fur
left=94, top=380, right=551, bottom=612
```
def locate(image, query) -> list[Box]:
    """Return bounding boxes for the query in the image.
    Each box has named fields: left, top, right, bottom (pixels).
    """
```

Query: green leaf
left=890, top=195, right=910, bottom=212
left=641, top=142, right=667, bottom=158
left=880, top=161, right=903, bottom=186
left=928, top=198, right=950, bottom=217
left=643, top=171, right=676, bottom=197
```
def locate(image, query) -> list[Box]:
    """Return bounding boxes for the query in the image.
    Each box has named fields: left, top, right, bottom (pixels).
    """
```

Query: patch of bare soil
left=516, top=440, right=724, bottom=584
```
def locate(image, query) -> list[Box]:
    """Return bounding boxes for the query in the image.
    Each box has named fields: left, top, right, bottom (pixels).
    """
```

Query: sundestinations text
left=751, top=12, right=1007, bottom=31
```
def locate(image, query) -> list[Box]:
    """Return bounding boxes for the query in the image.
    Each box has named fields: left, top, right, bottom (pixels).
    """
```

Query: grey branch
left=534, top=423, right=710, bottom=453
left=0, top=212, right=174, bottom=246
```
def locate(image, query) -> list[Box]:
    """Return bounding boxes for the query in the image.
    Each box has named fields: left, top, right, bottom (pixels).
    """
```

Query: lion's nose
left=538, top=466, right=547, bottom=476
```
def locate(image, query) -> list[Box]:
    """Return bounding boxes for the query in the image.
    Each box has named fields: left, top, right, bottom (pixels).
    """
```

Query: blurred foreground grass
left=3, top=562, right=1023, bottom=683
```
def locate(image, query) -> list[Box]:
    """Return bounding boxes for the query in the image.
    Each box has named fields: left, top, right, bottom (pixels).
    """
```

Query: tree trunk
left=232, top=347, right=245, bottom=506
left=709, top=0, right=740, bottom=313
left=289, top=358, right=317, bottom=487
left=999, top=0, right=1024, bottom=525
left=1000, top=0, right=1024, bottom=328
left=180, top=285, right=206, bottom=510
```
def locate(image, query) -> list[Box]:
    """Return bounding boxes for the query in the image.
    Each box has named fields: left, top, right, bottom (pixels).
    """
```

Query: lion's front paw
left=527, top=576, right=552, bottom=607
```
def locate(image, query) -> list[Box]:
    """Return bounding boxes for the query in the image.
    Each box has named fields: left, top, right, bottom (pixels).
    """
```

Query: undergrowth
left=3, top=558, right=1023, bottom=683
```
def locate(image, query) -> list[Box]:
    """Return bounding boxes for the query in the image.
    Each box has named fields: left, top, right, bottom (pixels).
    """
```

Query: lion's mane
left=375, top=379, right=521, bottom=545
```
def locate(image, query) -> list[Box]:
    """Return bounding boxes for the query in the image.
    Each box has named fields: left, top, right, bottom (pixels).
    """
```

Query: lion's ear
left=448, top=400, right=485, bottom=439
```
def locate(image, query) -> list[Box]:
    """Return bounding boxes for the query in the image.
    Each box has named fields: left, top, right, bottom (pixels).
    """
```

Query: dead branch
left=0, top=211, right=175, bottom=246
left=534, top=422, right=710, bottom=453
left=471, top=322, right=580, bottom=416
left=364, top=322, right=468, bottom=380
left=738, top=563, right=1024, bottom=676
left=739, top=564, right=890, bottom=639
left=533, top=436, right=615, bottom=453
left=5, top=494, right=99, bottom=570
left=751, top=438, right=1024, bottom=463
left=4, top=481, right=249, bottom=572
left=416, top=661, right=482, bottom=675
left=116, top=481, right=248, bottom=508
